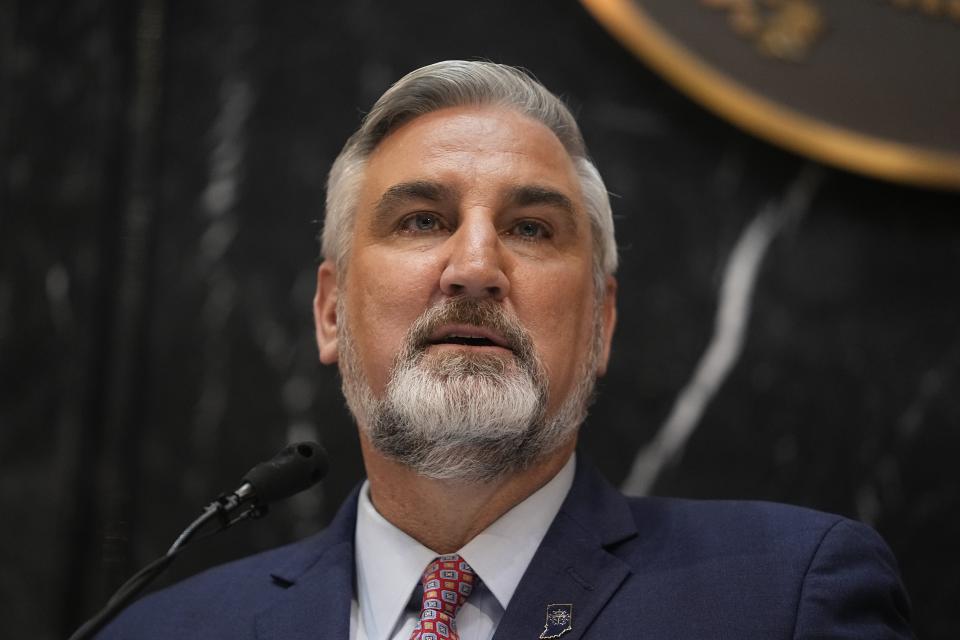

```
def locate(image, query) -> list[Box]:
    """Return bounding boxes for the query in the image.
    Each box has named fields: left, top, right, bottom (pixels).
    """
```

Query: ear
left=595, top=275, right=617, bottom=377
left=314, top=260, right=340, bottom=364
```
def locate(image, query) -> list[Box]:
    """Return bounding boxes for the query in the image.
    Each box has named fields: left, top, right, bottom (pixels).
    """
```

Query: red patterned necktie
left=409, top=553, right=476, bottom=640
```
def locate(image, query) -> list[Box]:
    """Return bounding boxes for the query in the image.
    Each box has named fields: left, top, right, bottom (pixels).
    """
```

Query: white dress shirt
left=350, top=453, right=576, bottom=640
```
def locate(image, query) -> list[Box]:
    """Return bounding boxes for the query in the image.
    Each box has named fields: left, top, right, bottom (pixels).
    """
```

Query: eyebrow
left=369, top=180, right=456, bottom=232
left=369, top=181, right=580, bottom=231
left=375, top=180, right=452, bottom=210
left=505, top=185, right=579, bottom=231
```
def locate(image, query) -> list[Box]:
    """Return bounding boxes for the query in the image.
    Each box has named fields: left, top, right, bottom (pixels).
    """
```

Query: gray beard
left=337, top=296, right=599, bottom=482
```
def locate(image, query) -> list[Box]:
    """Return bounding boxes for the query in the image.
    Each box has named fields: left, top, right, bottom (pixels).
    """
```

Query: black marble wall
left=1, top=1, right=957, bottom=638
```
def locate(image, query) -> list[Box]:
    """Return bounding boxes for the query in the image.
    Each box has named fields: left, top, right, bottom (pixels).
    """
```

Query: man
left=101, top=60, right=911, bottom=638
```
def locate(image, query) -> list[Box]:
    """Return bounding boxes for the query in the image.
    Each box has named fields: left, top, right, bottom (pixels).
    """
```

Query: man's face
left=315, top=106, right=616, bottom=476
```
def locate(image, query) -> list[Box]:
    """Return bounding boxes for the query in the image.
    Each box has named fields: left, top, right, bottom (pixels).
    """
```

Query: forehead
left=360, top=106, right=584, bottom=206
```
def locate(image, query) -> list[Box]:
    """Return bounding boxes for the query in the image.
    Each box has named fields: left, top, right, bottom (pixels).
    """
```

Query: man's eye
left=401, top=213, right=441, bottom=232
left=510, top=220, right=549, bottom=240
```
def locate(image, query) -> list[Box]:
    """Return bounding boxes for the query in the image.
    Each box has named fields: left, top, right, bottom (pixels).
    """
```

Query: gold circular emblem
left=582, top=0, right=960, bottom=190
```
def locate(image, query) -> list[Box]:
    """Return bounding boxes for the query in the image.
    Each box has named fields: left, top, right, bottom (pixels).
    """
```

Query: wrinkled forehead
left=358, top=105, right=586, bottom=216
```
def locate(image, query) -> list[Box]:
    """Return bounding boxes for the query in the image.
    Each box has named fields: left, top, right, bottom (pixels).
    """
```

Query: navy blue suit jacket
left=100, top=457, right=912, bottom=638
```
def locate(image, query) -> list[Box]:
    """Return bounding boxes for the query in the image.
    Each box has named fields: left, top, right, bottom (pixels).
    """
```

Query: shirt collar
left=354, top=483, right=436, bottom=640
left=353, top=452, right=576, bottom=639
left=458, top=453, right=576, bottom=609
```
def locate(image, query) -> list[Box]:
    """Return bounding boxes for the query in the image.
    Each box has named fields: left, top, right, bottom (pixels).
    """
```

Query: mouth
left=426, top=324, right=512, bottom=351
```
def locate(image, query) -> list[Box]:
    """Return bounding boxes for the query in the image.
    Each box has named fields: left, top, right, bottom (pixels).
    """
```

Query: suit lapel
left=493, top=457, right=638, bottom=640
left=254, top=487, right=360, bottom=640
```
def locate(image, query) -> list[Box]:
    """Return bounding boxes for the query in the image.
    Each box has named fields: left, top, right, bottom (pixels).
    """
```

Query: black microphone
left=68, top=441, right=328, bottom=640
left=239, top=441, right=329, bottom=506
left=165, top=441, right=328, bottom=554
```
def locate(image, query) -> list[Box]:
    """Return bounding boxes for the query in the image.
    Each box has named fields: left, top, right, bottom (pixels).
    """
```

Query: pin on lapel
left=539, top=603, right=573, bottom=639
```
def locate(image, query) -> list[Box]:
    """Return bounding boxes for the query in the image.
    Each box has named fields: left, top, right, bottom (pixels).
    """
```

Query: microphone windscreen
left=241, top=441, right=328, bottom=505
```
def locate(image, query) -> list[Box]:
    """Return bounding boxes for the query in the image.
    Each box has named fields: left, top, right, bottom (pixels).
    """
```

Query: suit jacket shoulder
left=97, top=486, right=360, bottom=639
left=493, top=456, right=912, bottom=639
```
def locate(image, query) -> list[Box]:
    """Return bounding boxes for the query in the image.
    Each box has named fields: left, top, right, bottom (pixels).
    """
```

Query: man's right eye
left=400, top=212, right=442, bottom=232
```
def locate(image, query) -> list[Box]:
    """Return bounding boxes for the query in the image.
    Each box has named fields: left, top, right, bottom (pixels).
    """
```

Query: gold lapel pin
left=540, top=603, right=573, bottom=639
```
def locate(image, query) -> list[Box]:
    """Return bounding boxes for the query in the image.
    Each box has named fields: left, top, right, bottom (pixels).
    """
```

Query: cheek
left=512, top=264, right=596, bottom=381
left=344, top=249, right=443, bottom=389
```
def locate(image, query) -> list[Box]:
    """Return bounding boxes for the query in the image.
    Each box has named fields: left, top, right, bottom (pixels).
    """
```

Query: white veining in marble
left=192, top=76, right=253, bottom=454
left=622, top=165, right=824, bottom=496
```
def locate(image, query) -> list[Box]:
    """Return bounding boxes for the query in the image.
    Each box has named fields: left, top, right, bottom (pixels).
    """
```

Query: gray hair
left=321, top=60, right=618, bottom=285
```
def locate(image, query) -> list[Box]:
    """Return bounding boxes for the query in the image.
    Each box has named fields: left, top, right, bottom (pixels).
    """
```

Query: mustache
left=405, top=297, right=535, bottom=361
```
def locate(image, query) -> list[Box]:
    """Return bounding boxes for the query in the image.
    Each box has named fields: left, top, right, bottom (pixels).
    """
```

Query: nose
left=439, top=214, right=510, bottom=300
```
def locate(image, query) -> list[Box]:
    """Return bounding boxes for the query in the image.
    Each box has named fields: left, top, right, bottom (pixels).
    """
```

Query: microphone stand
left=66, top=441, right=327, bottom=639
left=66, top=489, right=267, bottom=640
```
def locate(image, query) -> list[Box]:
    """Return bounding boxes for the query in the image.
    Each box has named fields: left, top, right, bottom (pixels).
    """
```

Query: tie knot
left=411, top=554, right=475, bottom=640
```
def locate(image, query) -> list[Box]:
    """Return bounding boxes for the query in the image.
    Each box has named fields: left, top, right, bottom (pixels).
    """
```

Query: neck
left=359, top=434, right=576, bottom=554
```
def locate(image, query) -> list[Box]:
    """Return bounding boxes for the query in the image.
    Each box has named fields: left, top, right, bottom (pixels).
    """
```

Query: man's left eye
left=510, top=220, right=549, bottom=239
